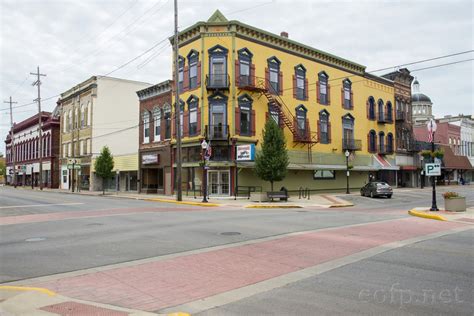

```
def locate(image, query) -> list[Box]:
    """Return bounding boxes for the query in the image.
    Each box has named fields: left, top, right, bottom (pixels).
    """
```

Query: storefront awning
left=439, top=145, right=473, bottom=170
left=372, top=155, right=400, bottom=171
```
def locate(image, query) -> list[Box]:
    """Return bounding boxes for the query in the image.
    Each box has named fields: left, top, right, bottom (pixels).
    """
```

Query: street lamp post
left=201, top=140, right=208, bottom=203
left=427, top=119, right=439, bottom=211
left=345, top=150, right=350, bottom=194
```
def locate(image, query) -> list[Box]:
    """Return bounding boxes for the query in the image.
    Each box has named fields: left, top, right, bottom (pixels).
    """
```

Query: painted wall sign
left=142, top=153, right=159, bottom=165
left=236, top=144, right=255, bottom=161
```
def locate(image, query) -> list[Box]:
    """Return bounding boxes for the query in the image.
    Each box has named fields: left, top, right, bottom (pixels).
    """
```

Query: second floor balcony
left=205, top=124, right=229, bottom=141
left=342, top=138, right=362, bottom=151
left=206, top=74, right=230, bottom=90
left=377, top=114, right=387, bottom=124
left=396, top=111, right=406, bottom=121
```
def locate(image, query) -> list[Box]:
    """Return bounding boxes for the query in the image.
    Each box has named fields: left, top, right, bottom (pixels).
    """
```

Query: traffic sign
left=425, top=163, right=441, bottom=176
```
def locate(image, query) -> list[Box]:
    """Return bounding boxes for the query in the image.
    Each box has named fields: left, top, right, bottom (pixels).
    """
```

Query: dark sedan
left=360, top=181, right=393, bottom=198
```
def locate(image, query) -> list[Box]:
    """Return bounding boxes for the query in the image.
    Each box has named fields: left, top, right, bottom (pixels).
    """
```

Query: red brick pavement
left=29, top=217, right=466, bottom=312
left=0, top=206, right=205, bottom=226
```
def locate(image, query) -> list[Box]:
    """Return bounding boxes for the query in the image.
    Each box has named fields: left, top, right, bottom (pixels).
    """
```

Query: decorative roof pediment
left=295, top=64, right=306, bottom=72
left=208, top=44, right=228, bottom=55
left=267, top=56, right=281, bottom=65
left=342, top=113, right=354, bottom=120
left=208, top=91, right=228, bottom=101
left=296, top=104, right=307, bottom=112
left=187, top=94, right=199, bottom=103
left=319, top=109, right=329, bottom=116
left=187, top=49, right=199, bottom=59
left=238, top=47, right=253, bottom=58
left=238, top=93, right=253, bottom=103
left=207, top=10, right=228, bottom=23
left=318, top=71, right=328, bottom=78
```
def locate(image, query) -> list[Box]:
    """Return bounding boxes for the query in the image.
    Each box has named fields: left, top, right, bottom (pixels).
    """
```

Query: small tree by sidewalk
left=94, top=146, right=114, bottom=195
left=254, top=118, right=289, bottom=192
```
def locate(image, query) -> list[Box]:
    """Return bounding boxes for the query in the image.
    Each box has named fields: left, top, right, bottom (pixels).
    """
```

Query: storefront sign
left=142, top=153, right=159, bottom=165
left=236, top=144, right=255, bottom=161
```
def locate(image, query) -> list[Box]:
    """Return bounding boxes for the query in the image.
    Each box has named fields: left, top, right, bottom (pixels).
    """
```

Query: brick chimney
left=280, top=31, right=288, bottom=38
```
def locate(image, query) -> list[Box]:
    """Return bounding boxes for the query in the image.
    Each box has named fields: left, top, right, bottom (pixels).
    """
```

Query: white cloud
left=1, top=0, right=473, bottom=154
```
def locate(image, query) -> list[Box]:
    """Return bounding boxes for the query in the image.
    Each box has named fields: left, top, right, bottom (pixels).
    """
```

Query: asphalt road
left=199, top=230, right=474, bottom=316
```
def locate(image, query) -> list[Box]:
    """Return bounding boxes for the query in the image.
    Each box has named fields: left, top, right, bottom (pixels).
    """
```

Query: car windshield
left=376, top=182, right=389, bottom=186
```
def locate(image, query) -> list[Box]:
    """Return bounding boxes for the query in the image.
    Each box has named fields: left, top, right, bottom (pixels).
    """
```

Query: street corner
left=145, top=198, right=221, bottom=207
left=0, top=285, right=160, bottom=316
left=408, top=208, right=447, bottom=221
left=245, top=204, right=303, bottom=209
left=321, top=194, right=355, bottom=208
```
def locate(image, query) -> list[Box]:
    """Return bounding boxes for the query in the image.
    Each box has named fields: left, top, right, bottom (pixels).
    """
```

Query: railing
left=385, top=114, right=393, bottom=123
left=342, top=138, right=362, bottom=151
left=396, top=111, right=406, bottom=121
left=205, top=124, right=229, bottom=140
left=206, top=74, right=230, bottom=89
left=237, top=75, right=256, bottom=89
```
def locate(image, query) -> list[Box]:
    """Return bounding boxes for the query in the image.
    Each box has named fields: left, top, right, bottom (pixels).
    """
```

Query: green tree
left=254, top=118, right=289, bottom=192
left=94, top=146, right=114, bottom=195
left=0, top=154, right=5, bottom=184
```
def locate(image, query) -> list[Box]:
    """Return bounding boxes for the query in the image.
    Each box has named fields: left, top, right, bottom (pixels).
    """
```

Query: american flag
left=428, top=131, right=433, bottom=143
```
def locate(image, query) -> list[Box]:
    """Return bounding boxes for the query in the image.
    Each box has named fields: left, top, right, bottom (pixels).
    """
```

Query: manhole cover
left=220, top=232, right=241, bottom=236
left=25, top=237, right=46, bottom=242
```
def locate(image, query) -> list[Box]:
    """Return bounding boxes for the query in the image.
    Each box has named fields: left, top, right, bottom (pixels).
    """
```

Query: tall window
left=387, top=133, right=393, bottom=153
left=342, top=114, right=354, bottom=141
left=188, top=97, right=198, bottom=136
left=319, top=110, right=329, bottom=144
left=164, top=104, right=171, bottom=139
left=269, top=103, right=280, bottom=125
left=379, top=131, right=385, bottom=152
left=68, top=110, right=72, bottom=131
left=238, top=48, right=252, bottom=86
left=343, top=79, right=352, bottom=109
left=178, top=57, right=184, bottom=92
left=378, top=99, right=384, bottom=121
left=153, top=107, right=161, bottom=142
left=368, top=97, right=375, bottom=120
left=239, top=95, right=252, bottom=136
left=369, top=130, right=377, bottom=152
left=142, top=111, right=150, bottom=143
left=268, top=57, right=281, bottom=94
left=179, top=102, right=184, bottom=137
left=318, top=72, right=329, bottom=105
left=386, top=101, right=393, bottom=122
left=296, top=105, right=307, bottom=138
left=188, top=51, right=198, bottom=89
left=295, top=65, right=306, bottom=100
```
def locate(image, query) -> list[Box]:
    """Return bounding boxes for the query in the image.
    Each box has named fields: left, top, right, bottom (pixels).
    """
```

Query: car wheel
left=387, top=195, right=392, bottom=199
left=370, top=191, right=374, bottom=198
left=360, top=191, right=364, bottom=196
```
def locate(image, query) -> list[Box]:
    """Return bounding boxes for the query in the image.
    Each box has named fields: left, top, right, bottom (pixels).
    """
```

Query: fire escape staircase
left=251, top=78, right=318, bottom=161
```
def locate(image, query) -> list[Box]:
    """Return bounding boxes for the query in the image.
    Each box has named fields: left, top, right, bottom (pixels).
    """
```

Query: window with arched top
left=386, top=101, right=393, bottom=122
left=296, top=105, right=307, bottom=138
left=387, top=133, right=393, bottom=153
left=368, top=97, right=375, bottom=120
left=343, top=79, right=352, bottom=109
left=318, top=71, right=329, bottom=105
left=369, top=130, right=377, bottom=152
left=378, top=99, right=384, bottom=121
left=163, top=104, right=171, bottom=140
left=379, top=131, right=385, bottom=153
left=153, top=107, right=161, bottom=142
left=294, top=64, right=307, bottom=100
left=238, top=94, right=253, bottom=136
left=319, top=110, right=330, bottom=144
left=188, top=50, right=199, bottom=90
left=267, top=56, right=281, bottom=95
left=142, top=111, right=150, bottom=144
left=188, top=96, right=199, bottom=136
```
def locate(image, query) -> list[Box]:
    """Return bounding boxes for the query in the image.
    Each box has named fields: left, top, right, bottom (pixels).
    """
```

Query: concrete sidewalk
left=9, top=186, right=353, bottom=208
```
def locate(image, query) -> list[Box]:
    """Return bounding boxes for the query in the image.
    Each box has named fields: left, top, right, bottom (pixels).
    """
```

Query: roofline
left=136, top=79, right=173, bottom=100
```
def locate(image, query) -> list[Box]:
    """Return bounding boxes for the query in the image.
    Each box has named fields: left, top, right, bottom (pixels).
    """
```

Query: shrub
left=442, top=191, right=459, bottom=199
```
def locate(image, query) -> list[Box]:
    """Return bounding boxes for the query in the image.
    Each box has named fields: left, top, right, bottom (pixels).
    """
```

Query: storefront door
left=208, top=170, right=230, bottom=196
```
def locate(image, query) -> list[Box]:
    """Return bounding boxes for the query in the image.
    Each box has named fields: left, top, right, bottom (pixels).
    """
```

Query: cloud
left=1, top=0, right=473, bottom=155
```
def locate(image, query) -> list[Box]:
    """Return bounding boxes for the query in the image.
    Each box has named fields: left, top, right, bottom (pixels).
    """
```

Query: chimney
left=280, top=31, right=288, bottom=38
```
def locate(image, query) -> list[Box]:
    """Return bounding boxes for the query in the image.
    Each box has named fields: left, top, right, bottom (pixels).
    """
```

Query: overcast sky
left=1, top=0, right=473, bottom=154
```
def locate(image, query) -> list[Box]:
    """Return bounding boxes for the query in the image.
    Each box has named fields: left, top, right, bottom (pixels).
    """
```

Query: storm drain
left=220, top=232, right=241, bottom=236
left=25, top=237, right=46, bottom=242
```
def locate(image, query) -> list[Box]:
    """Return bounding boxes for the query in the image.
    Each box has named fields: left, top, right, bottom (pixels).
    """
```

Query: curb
left=0, top=285, right=56, bottom=296
left=408, top=209, right=447, bottom=221
left=245, top=205, right=303, bottom=209
left=145, top=198, right=221, bottom=207
left=329, top=203, right=354, bottom=208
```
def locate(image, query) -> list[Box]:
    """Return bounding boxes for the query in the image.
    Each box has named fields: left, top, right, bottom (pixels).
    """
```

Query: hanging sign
left=236, top=144, right=255, bottom=161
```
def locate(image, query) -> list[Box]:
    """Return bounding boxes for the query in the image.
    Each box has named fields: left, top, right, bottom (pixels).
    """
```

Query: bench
left=267, top=191, right=288, bottom=201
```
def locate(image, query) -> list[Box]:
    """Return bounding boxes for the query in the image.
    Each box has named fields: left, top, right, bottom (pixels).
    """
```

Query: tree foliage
left=254, top=118, right=289, bottom=191
left=94, top=146, right=114, bottom=194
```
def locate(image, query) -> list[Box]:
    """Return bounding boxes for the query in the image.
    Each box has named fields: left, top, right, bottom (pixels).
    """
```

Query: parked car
left=360, top=181, right=393, bottom=198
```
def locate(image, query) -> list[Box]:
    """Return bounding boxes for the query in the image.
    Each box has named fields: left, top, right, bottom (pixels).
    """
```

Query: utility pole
left=31, top=66, right=46, bottom=190
left=174, top=0, right=183, bottom=201
left=4, top=96, right=18, bottom=187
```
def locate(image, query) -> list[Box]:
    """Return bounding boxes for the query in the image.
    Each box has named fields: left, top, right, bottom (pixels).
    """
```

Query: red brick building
left=4, top=111, right=61, bottom=188
left=136, top=80, right=173, bottom=194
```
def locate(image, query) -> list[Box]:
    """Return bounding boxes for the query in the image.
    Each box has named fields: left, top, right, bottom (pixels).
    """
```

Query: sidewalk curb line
left=329, top=203, right=354, bottom=208
left=408, top=209, right=447, bottom=221
left=0, top=285, right=56, bottom=296
left=145, top=198, right=221, bottom=207
left=245, top=205, right=303, bottom=209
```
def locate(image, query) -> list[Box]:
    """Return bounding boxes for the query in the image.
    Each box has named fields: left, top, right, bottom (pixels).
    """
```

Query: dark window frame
left=368, top=97, right=376, bottom=120
left=188, top=96, right=199, bottom=136
left=178, top=56, right=185, bottom=92
left=295, top=65, right=306, bottom=100
left=296, top=105, right=307, bottom=137
left=268, top=103, right=280, bottom=126
left=268, top=57, right=281, bottom=94
left=319, top=71, right=329, bottom=105
left=313, top=170, right=336, bottom=180
left=379, top=131, right=385, bottom=152
left=238, top=95, right=253, bottom=136
left=188, top=50, right=199, bottom=90
left=369, top=130, right=377, bottom=152
left=343, top=79, right=352, bottom=109
left=238, top=48, right=253, bottom=86
left=319, top=110, right=330, bottom=144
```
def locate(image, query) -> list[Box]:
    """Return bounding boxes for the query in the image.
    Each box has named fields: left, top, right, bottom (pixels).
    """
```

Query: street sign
left=67, top=164, right=81, bottom=170
left=425, top=163, right=441, bottom=176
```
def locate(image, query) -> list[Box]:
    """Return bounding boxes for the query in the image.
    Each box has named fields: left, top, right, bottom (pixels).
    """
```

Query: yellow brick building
left=170, top=10, right=396, bottom=196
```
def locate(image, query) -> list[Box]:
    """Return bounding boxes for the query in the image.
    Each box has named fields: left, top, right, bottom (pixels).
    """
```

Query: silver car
left=360, top=181, right=393, bottom=198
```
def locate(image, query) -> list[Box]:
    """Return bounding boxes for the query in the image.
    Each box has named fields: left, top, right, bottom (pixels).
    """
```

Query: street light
left=345, top=150, right=350, bottom=194
left=201, top=140, right=208, bottom=203
left=427, top=119, right=439, bottom=211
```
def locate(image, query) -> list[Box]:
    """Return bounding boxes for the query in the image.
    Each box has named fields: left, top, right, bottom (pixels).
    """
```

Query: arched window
left=368, top=97, right=375, bottom=120
left=188, top=96, right=199, bottom=136
left=343, top=79, right=352, bottom=109
left=238, top=48, right=253, bottom=87
left=80, top=104, right=86, bottom=128
left=188, top=50, right=199, bottom=89
left=378, top=99, right=384, bottom=121
left=294, top=64, right=307, bottom=100
left=387, top=133, right=393, bottom=153
left=267, top=56, right=281, bottom=94
left=142, top=111, right=150, bottom=144
left=153, top=107, right=161, bottom=142
left=386, top=101, right=393, bottom=122
left=163, top=104, right=171, bottom=140
left=318, top=71, right=329, bottom=105
left=369, top=130, right=377, bottom=152
left=379, top=131, right=385, bottom=153
left=238, top=94, right=253, bottom=136
left=319, top=110, right=330, bottom=144
left=296, top=105, right=307, bottom=138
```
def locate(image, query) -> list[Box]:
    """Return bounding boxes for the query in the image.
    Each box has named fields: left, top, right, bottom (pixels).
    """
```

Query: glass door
left=211, top=56, right=226, bottom=86
left=207, top=170, right=230, bottom=196
left=209, top=171, right=219, bottom=195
